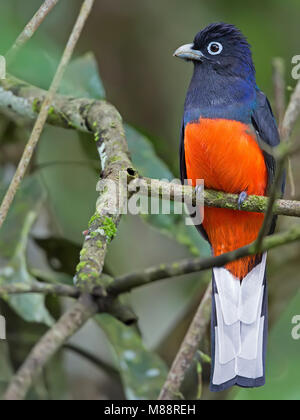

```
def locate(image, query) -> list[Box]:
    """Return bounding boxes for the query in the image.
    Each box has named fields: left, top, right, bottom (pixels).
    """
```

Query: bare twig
left=6, top=0, right=61, bottom=64
left=64, top=344, right=120, bottom=379
left=109, top=222, right=300, bottom=295
left=254, top=149, right=287, bottom=251
left=3, top=294, right=98, bottom=400
left=281, top=79, right=300, bottom=140
left=0, top=282, right=79, bottom=298
left=273, top=58, right=286, bottom=124
left=0, top=0, right=95, bottom=229
left=255, top=71, right=300, bottom=249
left=273, top=58, right=296, bottom=197
left=158, top=284, right=212, bottom=400
left=287, top=159, right=296, bottom=198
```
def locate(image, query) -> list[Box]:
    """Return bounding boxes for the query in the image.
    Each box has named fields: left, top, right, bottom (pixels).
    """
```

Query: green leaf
left=0, top=341, right=13, bottom=397
left=126, top=125, right=210, bottom=256
left=126, top=124, right=173, bottom=180
left=60, top=52, right=106, bottom=99
left=0, top=175, right=47, bottom=259
left=0, top=175, right=53, bottom=326
left=232, top=291, right=300, bottom=400
left=95, top=314, right=168, bottom=400
left=36, top=126, right=98, bottom=245
left=31, top=269, right=74, bottom=286
left=0, top=212, right=53, bottom=326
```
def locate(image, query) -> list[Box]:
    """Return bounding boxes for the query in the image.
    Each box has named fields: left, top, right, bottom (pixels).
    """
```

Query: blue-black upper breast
left=184, top=103, right=254, bottom=125
left=184, top=75, right=257, bottom=126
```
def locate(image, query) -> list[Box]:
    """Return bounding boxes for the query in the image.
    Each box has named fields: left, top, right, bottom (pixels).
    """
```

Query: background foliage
left=0, top=0, right=299, bottom=400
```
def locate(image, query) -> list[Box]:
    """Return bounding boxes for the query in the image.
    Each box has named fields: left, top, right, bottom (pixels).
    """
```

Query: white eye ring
left=207, top=41, right=223, bottom=55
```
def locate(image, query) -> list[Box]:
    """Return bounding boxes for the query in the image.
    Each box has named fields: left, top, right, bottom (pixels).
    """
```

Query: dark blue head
left=175, top=23, right=255, bottom=83
left=175, top=23, right=257, bottom=122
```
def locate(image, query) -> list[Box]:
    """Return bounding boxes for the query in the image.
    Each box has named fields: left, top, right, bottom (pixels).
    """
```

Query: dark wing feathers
left=251, top=89, right=283, bottom=192
left=251, top=89, right=285, bottom=234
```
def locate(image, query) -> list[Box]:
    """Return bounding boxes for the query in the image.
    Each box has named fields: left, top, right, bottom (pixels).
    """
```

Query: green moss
left=32, top=98, right=40, bottom=113
left=249, top=196, right=266, bottom=212
left=109, top=156, right=122, bottom=163
left=88, top=212, right=101, bottom=228
left=76, top=261, right=87, bottom=272
left=78, top=273, right=89, bottom=282
left=86, top=216, right=117, bottom=244
left=90, top=272, right=99, bottom=278
left=68, top=120, right=76, bottom=129
left=101, top=217, right=117, bottom=243
left=80, top=248, right=87, bottom=257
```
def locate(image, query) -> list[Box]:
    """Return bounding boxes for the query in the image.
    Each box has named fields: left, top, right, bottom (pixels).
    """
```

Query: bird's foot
left=195, top=184, right=204, bottom=197
left=238, top=191, right=248, bottom=210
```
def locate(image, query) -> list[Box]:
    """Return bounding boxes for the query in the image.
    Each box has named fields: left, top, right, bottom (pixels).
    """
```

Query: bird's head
left=174, top=23, right=255, bottom=82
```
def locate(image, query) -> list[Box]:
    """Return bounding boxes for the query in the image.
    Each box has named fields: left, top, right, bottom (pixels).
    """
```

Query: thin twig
left=3, top=294, right=98, bottom=400
left=273, top=58, right=286, bottom=124
left=288, top=158, right=296, bottom=197
left=158, top=284, right=212, bottom=400
left=3, top=221, right=300, bottom=302
left=6, top=0, right=61, bottom=64
left=0, top=282, right=79, bottom=298
left=109, top=222, right=300, bottom=295
left=281, top=78, right=300, bottom=140
left=255, top=151, right=287, bottom=251
left=0, top=0, right=95, bottom=230
left=255, top=69, right=300, bottom=249
left=273, top=57, right=296, bottom=197
left=64, top=344, right=120, bottom=379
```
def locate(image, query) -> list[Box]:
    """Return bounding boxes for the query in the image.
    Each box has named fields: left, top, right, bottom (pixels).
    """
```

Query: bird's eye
left=207, top=42, right=223, bottom=55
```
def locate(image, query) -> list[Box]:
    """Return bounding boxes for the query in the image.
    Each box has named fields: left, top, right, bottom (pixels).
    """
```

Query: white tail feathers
left=212, top=253, right=267, bottom=387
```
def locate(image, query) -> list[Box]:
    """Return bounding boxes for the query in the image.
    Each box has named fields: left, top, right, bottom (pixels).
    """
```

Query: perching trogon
left=175, top=23, right=284, bottom=392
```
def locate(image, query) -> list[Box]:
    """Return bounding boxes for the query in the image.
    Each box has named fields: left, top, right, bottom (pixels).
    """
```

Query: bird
left=174, top=23, right=284, bottom=392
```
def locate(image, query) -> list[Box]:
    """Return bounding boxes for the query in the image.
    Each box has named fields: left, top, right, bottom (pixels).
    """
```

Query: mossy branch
left=141, top=176, right=300, bottom=217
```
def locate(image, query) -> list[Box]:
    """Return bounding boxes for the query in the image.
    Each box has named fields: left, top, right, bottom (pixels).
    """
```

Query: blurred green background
left=0, top=0, right=299, bottom=400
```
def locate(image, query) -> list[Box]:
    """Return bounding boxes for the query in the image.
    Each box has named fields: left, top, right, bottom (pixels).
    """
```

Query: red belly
left=184, top=118, right=268, bottom=279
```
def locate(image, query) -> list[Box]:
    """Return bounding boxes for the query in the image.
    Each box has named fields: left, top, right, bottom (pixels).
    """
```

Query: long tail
left=210, top=253, right=268, bottom=392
